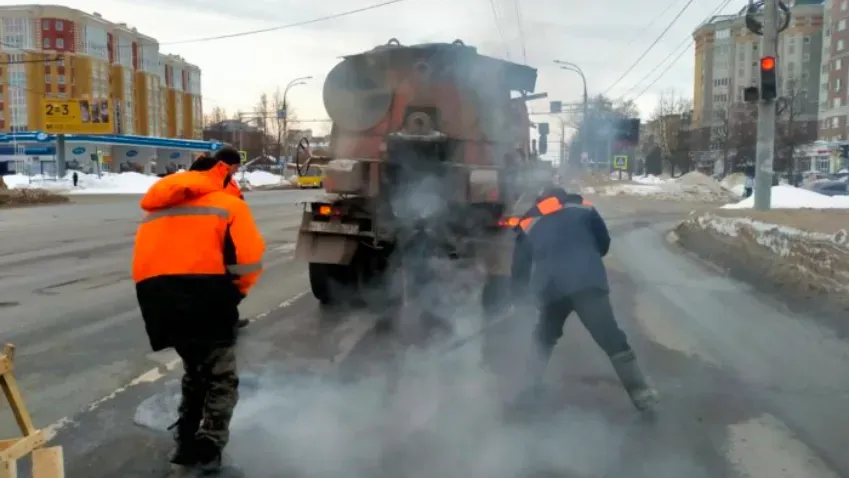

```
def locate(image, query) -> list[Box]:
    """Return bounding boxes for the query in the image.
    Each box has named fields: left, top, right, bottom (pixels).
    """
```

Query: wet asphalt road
left=1, top=194, right=848, bottom=477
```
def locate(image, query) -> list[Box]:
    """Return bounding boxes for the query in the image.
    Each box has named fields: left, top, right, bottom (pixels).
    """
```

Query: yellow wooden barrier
left=0, top=344, right=64, bottom=478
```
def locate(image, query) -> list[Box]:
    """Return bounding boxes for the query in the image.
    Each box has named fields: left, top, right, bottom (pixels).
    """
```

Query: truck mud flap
left=295, top=211, right=360, bottom=264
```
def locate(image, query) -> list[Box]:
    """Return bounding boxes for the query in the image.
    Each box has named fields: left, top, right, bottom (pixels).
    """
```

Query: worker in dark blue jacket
left=516, top=186, right=658, bottom=412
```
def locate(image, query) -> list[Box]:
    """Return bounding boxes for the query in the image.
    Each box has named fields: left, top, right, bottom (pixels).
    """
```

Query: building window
left=834, top=97, right=842, bottom=108
left=839, top=39, right=845, bottom=51
left=57, top=75, right=65, bottom=84
left=837, top=59, right=843, bottom=70
left=56, top=38, right=64, bottom=49
left=840, top=19, right=847, bottom=31
left=55, top=20, right=63, bottom=31
left=42, top=19, right=50, bottom=30
left=44, top=74, right=51, bottom=83
left=836, top=79, right=842, bottom=92
left=802, top=71, right=810, bottom=79
left=803, top=53, right=810, bottom=62
left=42, top=38, right=50, bottom=49
left=804, top=36, right=810, bottom=44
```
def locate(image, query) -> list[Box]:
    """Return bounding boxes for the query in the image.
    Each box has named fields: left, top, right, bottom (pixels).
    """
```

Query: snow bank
left=596, top=171, right=736, bottom=202
left=239, top=171, right=287, bottom=187
left=722, top=185, right=849, bottom=209
left=609, top=173, right=668, bottom=184
left=2, top=172, right=157, bottom=194
left=671, top=212, right=849, bottom=310
left=3, top=170, right=291, bottom=194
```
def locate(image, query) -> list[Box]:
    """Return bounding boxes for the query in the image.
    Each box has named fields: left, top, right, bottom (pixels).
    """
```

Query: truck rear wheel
left=309, top=262, right=356, bottom=305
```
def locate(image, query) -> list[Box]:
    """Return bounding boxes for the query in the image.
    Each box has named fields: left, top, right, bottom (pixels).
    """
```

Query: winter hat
left=214, top=147, right=242, bottom=166
left=189, top=156, right=219, bottom=171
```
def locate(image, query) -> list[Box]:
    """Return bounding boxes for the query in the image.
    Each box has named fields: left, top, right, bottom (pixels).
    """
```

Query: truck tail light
left=498, top=216, right=520, bottom=228
left=315, top=204, right=343, bottom=217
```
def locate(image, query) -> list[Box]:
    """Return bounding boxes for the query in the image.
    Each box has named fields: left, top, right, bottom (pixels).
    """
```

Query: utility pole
left=754, top=0, right=780, bottom=210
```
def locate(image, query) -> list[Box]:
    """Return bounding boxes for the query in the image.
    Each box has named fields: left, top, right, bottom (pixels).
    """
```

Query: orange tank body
left=323, top=39, right=538, bottom=172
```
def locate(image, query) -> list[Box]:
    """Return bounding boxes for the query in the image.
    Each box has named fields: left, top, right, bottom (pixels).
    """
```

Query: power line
left=601, top=0, right=698, bottom=95
left=487, top=0, right=511, bottom=59
left=621, top=0, right=735, bottom=101
left=161, top=0, right=413, bottom=45
left=630, top=41, right=691, bottom=101
left=513, top=0, right=527, bottom=63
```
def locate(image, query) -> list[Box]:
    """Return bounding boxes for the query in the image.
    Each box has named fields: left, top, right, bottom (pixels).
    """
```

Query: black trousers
left=534, top=289, right=631, bottom=358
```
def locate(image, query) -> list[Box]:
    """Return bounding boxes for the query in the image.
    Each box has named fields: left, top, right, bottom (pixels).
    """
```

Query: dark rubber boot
left=168, top=418, right=200, bottom=466
left=610, top=350, right=659, bottom=411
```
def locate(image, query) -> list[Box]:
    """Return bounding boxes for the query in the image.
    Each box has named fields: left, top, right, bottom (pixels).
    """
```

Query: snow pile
left=632, top=174, right=668, bottom=185
left=722, top=185, right=849, bottom=209
left=2, top=171, right=158, bottom=194
left=608, top=173, right=669, bottom=184
left=599, top=171, right=736, bottom=202
left=672, top=212, right=849, bottom=306
left=239, top=170, right=287, bottom=187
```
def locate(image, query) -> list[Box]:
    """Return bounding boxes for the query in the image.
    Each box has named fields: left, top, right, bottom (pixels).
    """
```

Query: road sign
left=613, top=155, right=628, bottom=170
left=239, top=151, right=248, bottom=164
left=42, top=98, right=113, bottom=134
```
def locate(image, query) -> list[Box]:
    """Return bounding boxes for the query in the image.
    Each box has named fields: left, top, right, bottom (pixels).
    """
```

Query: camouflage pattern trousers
left=173, top=343, right=240, bottom=451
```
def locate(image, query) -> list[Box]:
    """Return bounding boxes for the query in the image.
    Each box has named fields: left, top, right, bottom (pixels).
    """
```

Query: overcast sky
left=26, top=0, right=744, bottom=138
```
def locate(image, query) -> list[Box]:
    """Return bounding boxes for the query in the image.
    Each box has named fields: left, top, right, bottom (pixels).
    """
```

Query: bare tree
left=710, top=104, right=756, bottom=175
left=650, top=90, right=693, bottom=174
left=776, top=77, right=816, bottom=182
left=254, top=93, right=270, bottom=156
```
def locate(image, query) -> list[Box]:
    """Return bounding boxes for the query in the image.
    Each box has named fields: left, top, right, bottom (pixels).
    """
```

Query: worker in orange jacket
left=132, top=148, right=265, bottom=472
left=189, top=152, right=252, bottom=331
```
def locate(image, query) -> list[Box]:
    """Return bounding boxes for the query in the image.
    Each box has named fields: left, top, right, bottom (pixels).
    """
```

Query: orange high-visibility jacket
left=132, top=162, right=265, bottom=350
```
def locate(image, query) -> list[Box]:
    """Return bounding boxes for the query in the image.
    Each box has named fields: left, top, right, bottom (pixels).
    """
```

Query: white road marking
left=43, top=291, right=309, bottom=441
left=726, top=413, right=840, bottom=478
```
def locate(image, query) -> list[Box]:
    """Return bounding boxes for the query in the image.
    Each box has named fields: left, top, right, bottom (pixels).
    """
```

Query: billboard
left=42, top=98, right=113, bottom=134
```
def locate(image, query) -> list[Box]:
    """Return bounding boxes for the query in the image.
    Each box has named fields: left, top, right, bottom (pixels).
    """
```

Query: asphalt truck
left=293, top=38, right=549, bottom=317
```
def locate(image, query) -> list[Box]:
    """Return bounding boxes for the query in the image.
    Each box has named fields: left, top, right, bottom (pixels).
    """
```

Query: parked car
left=810, top=180, right=849, bottom=196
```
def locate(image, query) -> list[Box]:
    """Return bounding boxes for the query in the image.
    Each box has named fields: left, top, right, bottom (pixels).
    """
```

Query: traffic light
left=614, top=118, right=640, bottom=144
left=760, top=56, right=777, bottom=100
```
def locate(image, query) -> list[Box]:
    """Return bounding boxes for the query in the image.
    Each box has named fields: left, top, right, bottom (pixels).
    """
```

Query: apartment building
left=819, top=0, right=849, bottom=139
left=692, top=1, right=824, bottom=147
left=0, top=5, right=202, bottom=138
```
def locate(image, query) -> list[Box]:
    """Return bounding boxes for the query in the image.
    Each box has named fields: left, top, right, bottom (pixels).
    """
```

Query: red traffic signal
left=760, top=56, right=776, bottom=71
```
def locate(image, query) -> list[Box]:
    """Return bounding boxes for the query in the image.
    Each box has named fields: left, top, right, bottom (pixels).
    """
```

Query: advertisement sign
left=42, top=98, right=113, bottom=134
left=71, top=146, right=86, bottom=155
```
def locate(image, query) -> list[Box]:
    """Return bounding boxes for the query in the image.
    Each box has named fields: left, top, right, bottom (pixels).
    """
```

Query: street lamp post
left=280, top=76, right=312, bottom=164
left=553, top=60, right=588, bottom=171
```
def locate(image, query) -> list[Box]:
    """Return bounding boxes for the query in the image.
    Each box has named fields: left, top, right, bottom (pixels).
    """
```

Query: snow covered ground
left=671, top=181, right=849, bottom=309
left=672, top=211, right=849, bottom=307
left=584, top=171, right=737, bottom=202
left=722, top=185, right=849, bottom=209
left=2, top=170, right=291, bottom=195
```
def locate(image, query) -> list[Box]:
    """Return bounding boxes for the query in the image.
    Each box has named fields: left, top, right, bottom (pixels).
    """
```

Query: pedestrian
left=132, top=148, right=265, bottom=472
left=72, top=171, right=78, bottom=187
left=514, top=184, right=659, bottom=412
left=190, top=150, right=251, bottom=329
left=744, top=174, right=754, bottom=198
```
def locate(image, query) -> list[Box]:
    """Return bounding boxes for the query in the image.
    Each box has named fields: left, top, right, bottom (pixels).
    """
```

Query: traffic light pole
left=754, top=0, right=778, bottom=210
